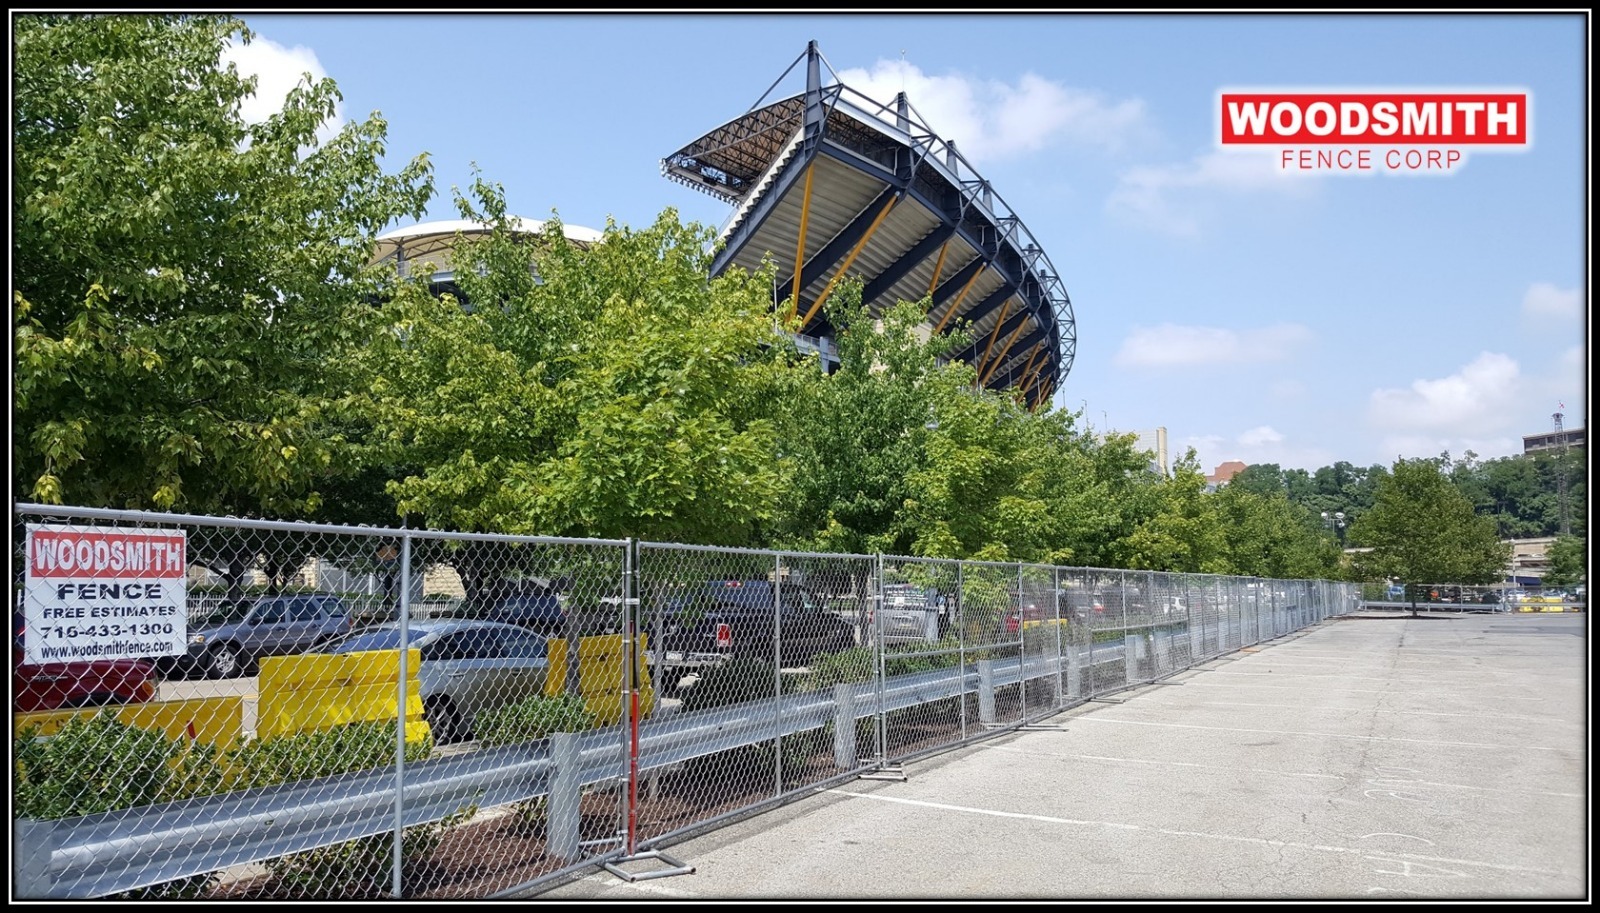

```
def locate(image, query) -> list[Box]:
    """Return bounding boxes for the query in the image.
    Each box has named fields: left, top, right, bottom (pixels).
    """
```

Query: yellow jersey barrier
left=545, top=633, right=655, bottom=725
left=14, top=696, right=243, bottom=748
left=257, top=648, right=430, bottom=745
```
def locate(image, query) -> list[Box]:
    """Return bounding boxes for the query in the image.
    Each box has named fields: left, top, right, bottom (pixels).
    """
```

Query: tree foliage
left=1213, top=484, right=1340, bottom=579
left=13, top=14, right=433, bottom=513
left=1541, top=535, right=1586, bottom=589
left=1348, top=458, right=1509, bottom=611
left=767, top=283, right=965, bottom=556
left=358, top=176, right=790, bottom=544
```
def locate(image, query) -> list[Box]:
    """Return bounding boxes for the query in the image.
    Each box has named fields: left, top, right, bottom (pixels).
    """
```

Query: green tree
left=359, top=176, right=790, bottom=545
left=1116, top=450, right=1230, bottom=574
left=1214, top=485, right=1340, bottom=580
left=13, top=14, right=433, bottom=513
left=1541, top=535, right=1586, bottom=589
left=1347, top=458, right=1510, bottom=615
left=769, top=282, right=969, bottom=557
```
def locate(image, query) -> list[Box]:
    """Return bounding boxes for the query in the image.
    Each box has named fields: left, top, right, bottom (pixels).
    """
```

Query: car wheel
left=206, top=643, right=243, bottom=680
left=426, top=697, right=465, bottom=745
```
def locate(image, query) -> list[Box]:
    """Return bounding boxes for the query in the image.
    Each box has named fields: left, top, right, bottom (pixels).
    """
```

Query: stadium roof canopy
left=662, top=41, right=1076, bottom=408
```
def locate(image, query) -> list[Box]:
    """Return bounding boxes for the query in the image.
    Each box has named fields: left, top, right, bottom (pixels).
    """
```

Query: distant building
left=1132, top=427, right=1169, bottom=477
left=1206, top=461, right=1247, bottom=491
left=1523, top=427, right=1585, bottom=454
left=1505, top=536, right=1558, bottom=587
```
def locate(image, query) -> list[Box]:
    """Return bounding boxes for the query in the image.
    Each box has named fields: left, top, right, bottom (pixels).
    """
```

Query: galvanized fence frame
left=12, top=503, right=1359, bottom=899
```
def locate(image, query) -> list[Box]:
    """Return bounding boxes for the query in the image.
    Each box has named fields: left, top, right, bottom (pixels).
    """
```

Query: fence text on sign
left=23, top=525, right=188, bottom=663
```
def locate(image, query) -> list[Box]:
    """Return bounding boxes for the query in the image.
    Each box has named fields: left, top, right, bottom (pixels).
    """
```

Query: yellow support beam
left=977, top=301, right=1011, bottom=371
left=789, top=163, right=816, bottom=322
left=980, top=319, right=1029, bottom=387
left=799, top=195, right=899, bottom=328
left=1008, top=344, right=1044, bottom=394
left=933, top=263, right=987, bottom=335
left=926, top=240, right=950, bottom=299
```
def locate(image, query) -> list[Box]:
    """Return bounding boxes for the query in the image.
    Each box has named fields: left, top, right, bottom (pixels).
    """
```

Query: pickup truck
left=648, top=580, right=856, bottom=691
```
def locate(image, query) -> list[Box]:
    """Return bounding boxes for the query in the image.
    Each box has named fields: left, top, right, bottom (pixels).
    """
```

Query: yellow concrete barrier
left=257, top=649, right=429, bottom=744
left=14, top=696, right=243, bottom=748
left=545, top=634, right=655, bottom=725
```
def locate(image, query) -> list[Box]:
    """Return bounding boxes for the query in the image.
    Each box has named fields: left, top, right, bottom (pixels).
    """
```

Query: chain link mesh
left=13, top=505, right=1361, bottom=898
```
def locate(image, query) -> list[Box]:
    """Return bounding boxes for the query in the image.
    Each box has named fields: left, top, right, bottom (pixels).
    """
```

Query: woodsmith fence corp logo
left=1219, top=90, right=1530, bottom=173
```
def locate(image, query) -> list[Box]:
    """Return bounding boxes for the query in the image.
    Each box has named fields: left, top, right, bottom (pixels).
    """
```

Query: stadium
left=371, top=41, right=1076, bottom=409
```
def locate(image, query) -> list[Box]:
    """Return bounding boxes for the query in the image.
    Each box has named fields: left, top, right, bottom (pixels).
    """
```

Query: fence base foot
left=1088, top=697, right=1126, bottom=704
left=603, top=849, right=695, bottom=882
left=859, top=762, right=908, bottom=781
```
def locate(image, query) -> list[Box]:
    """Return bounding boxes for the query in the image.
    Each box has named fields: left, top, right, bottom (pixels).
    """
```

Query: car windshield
left=326, top=626, right=429, bottom=654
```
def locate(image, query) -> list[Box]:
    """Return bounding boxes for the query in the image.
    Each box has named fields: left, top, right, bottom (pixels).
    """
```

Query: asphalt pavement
left=527, top=611, right=1589, bottom=901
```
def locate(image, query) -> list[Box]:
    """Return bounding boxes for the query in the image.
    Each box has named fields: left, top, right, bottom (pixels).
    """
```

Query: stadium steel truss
left=662, top=41, right=1076, bottom=409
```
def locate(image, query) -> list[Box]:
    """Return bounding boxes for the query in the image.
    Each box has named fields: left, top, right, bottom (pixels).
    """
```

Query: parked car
left=317, top=619, right=550, bottom=744
left=871, top=584, right=949, bottom=645
left=1005, top=589, right=1111, bottom=634
left=14, top=613, right=159, bottom=713
left=444, top=582, right=568, bottom=634
left=649, top=580, right=856, bottom=690
left=176, top=593, right=352, bottom=679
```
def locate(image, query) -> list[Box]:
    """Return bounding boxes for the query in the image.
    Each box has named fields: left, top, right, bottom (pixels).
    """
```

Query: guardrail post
left=977, top=658, right=996, bottom=725
left=1187, top=606, right=1201, bottom=662
left=14, top=819, right=55, bottom=899
left=548, top=731, right=581, bottom=862
left=1065, top=640, right=1081, bottom=701
left=833, top=683, right=858, bottom=768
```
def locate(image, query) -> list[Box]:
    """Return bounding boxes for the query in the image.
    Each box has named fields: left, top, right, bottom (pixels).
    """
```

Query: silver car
left=319, top=619, right=550, bottom=745
left=872, top=585, right=947, bottom=646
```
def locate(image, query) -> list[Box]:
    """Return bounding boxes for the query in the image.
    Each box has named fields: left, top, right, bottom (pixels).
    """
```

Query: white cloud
left=835, top=59, right=1148, bottom=163
left=221, top=34, right=343, bottom=146
left=1238, top=425, right=1284, bottom=447
left=1113, top=322, right=1313, bottom=368
left=1367, top=352, right=1522, bottom=432
left=1521, top=282, right=1581, bottom=320
left=1106, top=150, right=1316, bottom=236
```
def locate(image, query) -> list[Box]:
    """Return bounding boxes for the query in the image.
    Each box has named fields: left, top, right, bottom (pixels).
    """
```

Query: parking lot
left=531, top=612, right=1588, bottom=900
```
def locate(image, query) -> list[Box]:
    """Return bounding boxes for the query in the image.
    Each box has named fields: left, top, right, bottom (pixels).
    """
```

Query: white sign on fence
left=23, top=524, right=188, bottom=663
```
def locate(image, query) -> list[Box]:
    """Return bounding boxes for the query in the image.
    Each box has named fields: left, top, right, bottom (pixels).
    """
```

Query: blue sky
left=233, top=12, right=1587, bottom=474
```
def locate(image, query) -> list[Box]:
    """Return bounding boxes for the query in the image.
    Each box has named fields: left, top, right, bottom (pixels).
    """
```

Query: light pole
left=1321, top=511, right=1347, bottom=548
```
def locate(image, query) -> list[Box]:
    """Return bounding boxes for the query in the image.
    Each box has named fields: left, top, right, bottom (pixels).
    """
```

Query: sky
left=228, top=12, right=1588, bottom=475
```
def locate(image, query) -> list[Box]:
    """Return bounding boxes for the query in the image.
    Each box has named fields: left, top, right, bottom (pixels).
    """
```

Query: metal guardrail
left=19, top=640, right=1142, bottom=899
left=18, top=602, right=1342, bottom=899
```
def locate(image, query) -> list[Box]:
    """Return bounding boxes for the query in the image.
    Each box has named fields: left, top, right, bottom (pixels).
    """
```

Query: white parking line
left=1117, top=699, right=1579, bottom=725
left=1075, top=716, right=1577, bottom=752
left=826, top=791, right=1568, bottom=877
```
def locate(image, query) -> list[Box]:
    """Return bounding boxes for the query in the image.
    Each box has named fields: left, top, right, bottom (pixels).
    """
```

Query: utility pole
left=1554, top=409, right=1571, bottom=535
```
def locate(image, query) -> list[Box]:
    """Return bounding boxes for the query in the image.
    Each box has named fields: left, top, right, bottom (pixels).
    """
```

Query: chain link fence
left=12, top=503, right=1359, bottom=899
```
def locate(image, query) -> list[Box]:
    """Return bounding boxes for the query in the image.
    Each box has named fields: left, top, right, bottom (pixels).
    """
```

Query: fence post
left=1124, top=633, right=1141, bottom=683
left=548, top=731, right=581, bottom=861
left=1187, top=584, right=1202, bottom=663
left=14, top=819, right=56, bottom=898
left=393, top=531, right=412, bottom=899
left=977, top=658, right=996, bottom=726
left=1051, top=568, right=1064, bottom=709
left=833, top=683, right=858, bottom=768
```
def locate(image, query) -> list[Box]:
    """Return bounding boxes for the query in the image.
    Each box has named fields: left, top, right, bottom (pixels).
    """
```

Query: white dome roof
left=370, top=216, right=604, bottom=268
